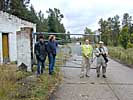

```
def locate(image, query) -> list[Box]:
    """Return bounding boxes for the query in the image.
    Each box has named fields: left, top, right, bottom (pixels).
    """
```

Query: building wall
left=0, top=11, right=36, bottom=63
left=9, top=32, right=17, bottom=62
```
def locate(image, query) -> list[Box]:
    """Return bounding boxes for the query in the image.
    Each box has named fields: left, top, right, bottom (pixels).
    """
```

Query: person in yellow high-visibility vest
left=80, top=39, right=93, bottom=78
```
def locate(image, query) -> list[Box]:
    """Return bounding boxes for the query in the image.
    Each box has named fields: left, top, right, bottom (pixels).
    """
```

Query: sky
left=30, top=0, right=133, bottom=34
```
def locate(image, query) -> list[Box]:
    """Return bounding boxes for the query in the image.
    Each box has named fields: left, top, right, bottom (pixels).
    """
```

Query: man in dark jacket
left=34, top=36, right=47, bottom=76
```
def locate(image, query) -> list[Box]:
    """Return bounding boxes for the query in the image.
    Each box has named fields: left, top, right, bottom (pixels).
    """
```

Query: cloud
left=30, top=0, right=133, bottom=34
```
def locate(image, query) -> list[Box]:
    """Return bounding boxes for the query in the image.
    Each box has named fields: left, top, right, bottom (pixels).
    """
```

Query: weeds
left=108, top=47, right=133, bottom=66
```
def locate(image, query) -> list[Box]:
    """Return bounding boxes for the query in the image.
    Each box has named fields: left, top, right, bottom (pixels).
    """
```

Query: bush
left=127, top=42, right=133, bottom=48
left=108, top=46, right=133, bottom=66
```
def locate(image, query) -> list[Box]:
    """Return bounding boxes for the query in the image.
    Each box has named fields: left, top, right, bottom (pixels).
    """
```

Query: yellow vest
left=82, top=44, right=93, bottom=58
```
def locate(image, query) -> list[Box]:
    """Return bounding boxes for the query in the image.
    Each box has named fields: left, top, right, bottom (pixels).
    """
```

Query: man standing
left=95, top=41, right=108, bottom=78
left=80, top=39, right=93, bottom=78
left=34, top=36, right=47, bottom=76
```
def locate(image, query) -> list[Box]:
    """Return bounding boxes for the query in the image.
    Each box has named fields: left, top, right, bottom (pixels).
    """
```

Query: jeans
left=48, top=53, right=56, bottom=73
left=37, top=60, right=45, bottom=75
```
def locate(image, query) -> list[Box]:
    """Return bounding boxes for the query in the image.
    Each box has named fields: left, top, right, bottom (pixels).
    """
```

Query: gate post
left=17, top=27, right=32, bottom=71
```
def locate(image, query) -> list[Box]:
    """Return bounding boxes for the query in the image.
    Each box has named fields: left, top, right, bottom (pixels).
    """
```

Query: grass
left=12, top=66, right=62, bottom=100
left=0, top=64, right=32, bottom=100
left=0, top=64, right=62, bottom=100
left=108, top=46, right=133, bottom=66
left=24, top=67, right=61, bottom=100
left=0, top=45, right=70, bottom=100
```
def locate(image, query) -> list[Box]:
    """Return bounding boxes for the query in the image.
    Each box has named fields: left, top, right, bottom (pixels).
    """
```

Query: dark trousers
left=48, top=53, right=56, bottom=73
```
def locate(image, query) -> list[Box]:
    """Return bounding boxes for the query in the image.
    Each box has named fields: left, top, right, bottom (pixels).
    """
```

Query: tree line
left=98, top=13, right=133, bottom=49
left=0, top=0, right=66, bottom=39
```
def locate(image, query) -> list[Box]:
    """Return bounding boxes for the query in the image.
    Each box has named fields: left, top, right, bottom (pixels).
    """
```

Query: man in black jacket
left=34, top=36, right=47, bottom=76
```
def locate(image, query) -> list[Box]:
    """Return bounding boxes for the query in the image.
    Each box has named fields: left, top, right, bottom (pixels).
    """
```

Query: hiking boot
left=80, top=74, right=84, bottom=78
left=86, top=74, right=90, bottom=78
left=49, top=72, right=53, bottom=75
left=103, top=75, right=107, bottom=78
left=97, top=74, right=100, bottom=78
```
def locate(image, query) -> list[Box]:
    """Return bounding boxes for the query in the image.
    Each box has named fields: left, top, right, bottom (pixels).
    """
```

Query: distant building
left=0, top=11, right=36, bottom=66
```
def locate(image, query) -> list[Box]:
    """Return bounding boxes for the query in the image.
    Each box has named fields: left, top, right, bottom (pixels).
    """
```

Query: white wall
left=0, top=11, right=36, bottom=63
left=9, top=32, right=17, bottom=62
left=0, top=33, right=3, bottom=64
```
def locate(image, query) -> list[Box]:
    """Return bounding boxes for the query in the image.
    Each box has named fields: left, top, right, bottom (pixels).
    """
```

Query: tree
left=98, top=15, right=120, bottom=46
left=0, top=0, right=10, bottom=11
left=130, top=33, right=133, bottom=43
left=47, top=8, right=58, bottom=32
left=0, top=0, right=5, bottom=11
left=36, top=11, right=48, bottom=32
left=0, top=0, right=31, bottom=20
left=27, top=5, right=38, bottom=23
left=122, top=13, right=132, bottom=28
left=47, top=8, right=66, bottom=38
left=1, top=1, right=66, bottom=37
left=98, top=18, right=109, bottom=45
left=119, top=26, right=130, bottom=49
left=84, top=27, right=93, bottom=34
left=84, top=27, right=94, bottom=41
left=111, top=15, right=120, bottom=46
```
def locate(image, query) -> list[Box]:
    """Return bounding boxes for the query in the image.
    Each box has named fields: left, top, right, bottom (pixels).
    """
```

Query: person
left=47, top=35, right=58, bottom=75
left=95, top=41, right=108, bottom=78
left=34, top=35, right=47, bottom=76
left=80, top=39, right=93, bottom=78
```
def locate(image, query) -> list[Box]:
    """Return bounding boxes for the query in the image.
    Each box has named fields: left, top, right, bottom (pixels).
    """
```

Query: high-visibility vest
left=81, top=44, right=93, bottom=57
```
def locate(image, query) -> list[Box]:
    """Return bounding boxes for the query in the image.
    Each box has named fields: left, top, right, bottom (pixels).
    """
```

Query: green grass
left=12, top=66, right=62, bottom=100
left=108, top=46, right=133, bottom=66
left=0, top=64, right=32, bottom=100
left=0, top=65, right=62, bottom=100
left=28, top=67, right=61, bottom=100
left=0, top=46, right=70, bottom=100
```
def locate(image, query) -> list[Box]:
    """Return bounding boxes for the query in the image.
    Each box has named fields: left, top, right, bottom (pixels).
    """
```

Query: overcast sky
left=30, top=0, right=133, bottom=34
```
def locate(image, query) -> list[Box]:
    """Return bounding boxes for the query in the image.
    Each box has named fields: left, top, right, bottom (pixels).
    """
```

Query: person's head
left=39, top=35, right=44, bottom=42
left=99, top=41, right=104, bottom=47
left=49, top=35, right=56, bottom=41
left=85, top=39, right=89, bottom=45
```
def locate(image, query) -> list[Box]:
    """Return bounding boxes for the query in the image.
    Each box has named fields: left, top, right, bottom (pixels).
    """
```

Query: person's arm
left=47, top=41, right=54, bottom=54
left=90, top=45, right=93, bottom=57
left=89, top=45, right=93, bottom=56
left=47, top=42, right=51, bottom=54
left=34, top=43, right=39, bottom=56
left=45, top=42, right=48, bottom=54
left=56, top=41, right=58, bottom=47
left=95, top=48, right=100, bottom=57
left=105, top=47, right=108, bottom=55
left=103, top=47, right=108, bottom=56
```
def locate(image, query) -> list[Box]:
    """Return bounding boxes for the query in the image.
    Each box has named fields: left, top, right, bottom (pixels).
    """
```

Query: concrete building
left=0, top=11, right=36, bottom=70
